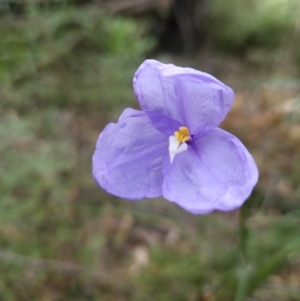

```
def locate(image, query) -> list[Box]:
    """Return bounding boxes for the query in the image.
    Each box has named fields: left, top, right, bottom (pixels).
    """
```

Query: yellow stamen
left=174, top=126, right=191, bottom=143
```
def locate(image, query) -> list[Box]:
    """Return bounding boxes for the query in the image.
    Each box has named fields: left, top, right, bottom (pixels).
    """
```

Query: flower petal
left=162, top=148, right=226, bottom=214
left=145, top=111, right=182, bottom=137
left=133, top=59, right=234, bottom=137
left=92, top=108, right=168, bottom=199
left=162, top=129, right=258, bottom=214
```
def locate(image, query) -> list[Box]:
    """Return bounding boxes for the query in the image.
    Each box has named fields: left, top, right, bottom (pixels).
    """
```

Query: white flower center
left=168, top=126, right=191, bottom=163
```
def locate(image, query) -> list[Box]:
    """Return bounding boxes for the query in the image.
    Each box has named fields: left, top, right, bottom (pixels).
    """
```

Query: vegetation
left=0, top=1, right=300, bottom=300
left=208, top=0, right=300, bottom=53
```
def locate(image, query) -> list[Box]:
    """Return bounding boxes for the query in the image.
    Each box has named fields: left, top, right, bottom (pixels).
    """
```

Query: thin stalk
left=234, top=203, right=252, bottom=301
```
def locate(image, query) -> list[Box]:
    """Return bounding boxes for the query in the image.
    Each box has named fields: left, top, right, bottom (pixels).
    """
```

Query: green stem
left=239, top=204, right=249, bottom=261
left=234, top=204, right=251, bottom=301
left=234, top=264, right=253, bottom=301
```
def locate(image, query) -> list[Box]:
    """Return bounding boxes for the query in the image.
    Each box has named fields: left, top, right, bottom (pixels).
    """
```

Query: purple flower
left=92, top=59, right=258, bottom=214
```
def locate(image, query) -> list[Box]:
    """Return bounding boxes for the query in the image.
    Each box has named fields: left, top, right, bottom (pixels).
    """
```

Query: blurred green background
left=1, top=0, right=300, bottom=300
